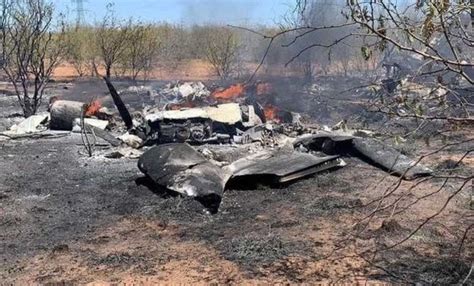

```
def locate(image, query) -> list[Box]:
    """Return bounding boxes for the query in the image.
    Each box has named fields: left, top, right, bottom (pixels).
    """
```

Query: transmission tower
left=71, top=0, right=87, bottom=27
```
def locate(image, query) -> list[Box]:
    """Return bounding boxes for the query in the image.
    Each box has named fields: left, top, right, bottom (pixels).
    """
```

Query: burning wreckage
left=2, top=78, right=433, bottom=212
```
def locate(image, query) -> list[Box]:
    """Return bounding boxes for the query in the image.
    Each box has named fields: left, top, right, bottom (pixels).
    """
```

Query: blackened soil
left=1, top=135, right=472, bottom=284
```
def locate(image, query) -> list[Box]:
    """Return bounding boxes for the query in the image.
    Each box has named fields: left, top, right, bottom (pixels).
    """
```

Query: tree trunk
left=23, top=98, right=34, bottom=117
left=106, top=66, right=111, bottom=79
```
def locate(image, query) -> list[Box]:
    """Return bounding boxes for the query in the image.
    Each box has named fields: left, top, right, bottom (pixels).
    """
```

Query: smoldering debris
left=1, top=78, right=433, bottom=212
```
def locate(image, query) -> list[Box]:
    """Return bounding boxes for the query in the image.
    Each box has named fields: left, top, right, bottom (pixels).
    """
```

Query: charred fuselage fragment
left=227, top=150, right=345, bottom=183
left=351, top=137, right=432, bottom=180
left=138, top=143, right=231, bottom=210
left=145, top=103, right=245, bottom=144
left=295, top=133, right=433, bottom=180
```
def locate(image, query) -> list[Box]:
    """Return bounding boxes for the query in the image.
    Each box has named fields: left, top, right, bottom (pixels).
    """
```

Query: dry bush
left=122, top=23, right=160, bottom=81
left=0, top=0, right=66, bottom=117
left=205, top=28, right=241, bottom=80
left=64, top=26, right=96, bottom=77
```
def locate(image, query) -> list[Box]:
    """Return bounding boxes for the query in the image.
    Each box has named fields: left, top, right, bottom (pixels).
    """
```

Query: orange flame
left=264, top=105, right=280, bottom=123
left=211, top=83, right=246, bottom=102
left=85, top=100, right=102, bottom=117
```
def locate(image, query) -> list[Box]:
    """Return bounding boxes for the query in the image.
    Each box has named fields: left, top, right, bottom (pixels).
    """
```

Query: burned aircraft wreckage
left=130, top=79, right=432, bottom=212
left=6, top=78, right=433, bottom=212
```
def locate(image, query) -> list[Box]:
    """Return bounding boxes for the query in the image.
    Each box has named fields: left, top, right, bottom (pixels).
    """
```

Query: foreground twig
left=80, top=105, right=96, bottom=157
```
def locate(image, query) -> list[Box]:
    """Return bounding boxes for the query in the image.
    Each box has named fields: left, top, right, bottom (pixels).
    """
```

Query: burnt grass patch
left=92, top=252, right=144, bottom=268
left=219, top=234, right=293, bottom=265
left=89, top=251, right=155, bottom=274
left=1, top=132, right=469, bottom=283
left=435, top=158, right=473, bottom=176
left=215, top=233, right=314, bottom=279
left=301, top=196, right=363, bottom=217
left=370, top=250, right=473, bottom=284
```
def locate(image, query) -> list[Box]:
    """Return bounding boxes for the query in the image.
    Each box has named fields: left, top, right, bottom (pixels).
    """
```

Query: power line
left=71, top=0, right=87, bottom=27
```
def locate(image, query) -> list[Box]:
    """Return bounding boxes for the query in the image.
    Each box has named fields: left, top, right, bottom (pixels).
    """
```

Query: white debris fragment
left=97, top=107, right=114, bottom=118
left=7, top=113, right=49, bottom=135
left=104, top=147, right=143, bottom=159
left=119, top=132, right=143, bottom=148
left=145, top=103, right=243, bottom=125
left=160, top=81, right=210, bottom=101
left=72, top=118, right=109, bottom=131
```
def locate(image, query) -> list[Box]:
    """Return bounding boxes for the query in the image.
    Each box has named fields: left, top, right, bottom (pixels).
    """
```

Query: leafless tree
left=96, top=3, right=130, bottom=79
left=206, top=28, right=241, bottom=80
left=0, top=0, right=66, bottom=117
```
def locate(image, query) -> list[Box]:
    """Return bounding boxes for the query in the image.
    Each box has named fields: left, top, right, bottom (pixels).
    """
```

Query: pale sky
left=52, top=0, right=294, bottom=25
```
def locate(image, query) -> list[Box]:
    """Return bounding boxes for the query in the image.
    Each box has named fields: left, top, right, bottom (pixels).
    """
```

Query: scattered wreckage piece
left=351, top=137, right=432, bottom=180
left=294, top=132, right=355, bottom=155
left=2, top=106, right=116, bottom=145
left=137, top=142, right=346, bottom=210
left=50, top=100, right=112, bottom=133
left=138, top=143, right=231, bottom=205
left=294, top=133, right=432, bottom=179
left=227, top=150, right=345, bottom=183
left=50, top=100, right=85, bottom=130
left=72, top=118, right=109, bottom=131
left=241, top=105, right=263, bottom=128
left=160, top=81, right=210, bottom=103
left=70, top=117, right=120, bottom=147
left=145, top=103, right=243, bottom=125
left=104, top=147, right=143, bottom=159
left=145, top=103, right=260, bottom=144
left=294, top=132, right=433, bottom=180
left=85, top=125, right=121, bottom=147
left=4, top=113, right=49, bottom=135
left=119, top=132, right=143, bottom=148
left=234, top=124, right=295, bottom=147
left=234, top=125, right=266, bottom=144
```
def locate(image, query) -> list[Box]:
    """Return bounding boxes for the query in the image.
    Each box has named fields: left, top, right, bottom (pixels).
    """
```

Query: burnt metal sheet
left=352, top=137, right=432, bottom=180
left=206, top=103, right=242, bottom=124
left=138, top=143, right=231, bottom=200
left=293, top=132, right=355, bottom=146
left=228, top=150, right=345, bottom=183
left=294, top=132, right=355, bottom=155
left=146, top=108, right=208, bottom=121
left=145, top=103, right=242, bottom=124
